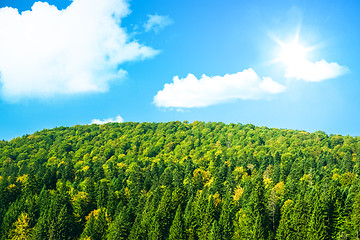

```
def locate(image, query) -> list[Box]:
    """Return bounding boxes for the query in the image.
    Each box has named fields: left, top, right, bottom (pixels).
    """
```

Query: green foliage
left=106, top=205, right=134, bottom=240
left=168, top=205, right=184, bottom=240
left=0, top=121, right=360, bottom=239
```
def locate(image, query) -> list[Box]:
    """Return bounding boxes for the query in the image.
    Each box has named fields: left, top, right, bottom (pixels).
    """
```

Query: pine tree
left=149, top=188, right=173, bottom=239
left=94, top=208, right=109, bottom=240
left=327, top=181, right=343, bottom=238
left=169, top=205, right=185, bottom=240
left=106, top=206, right=134, bottom=240
left=84, top=177, right=97, bottom=212
left=31, top=210, right=50, bottom=240
left=148, top=214, right=162, bottom=240
left=184, top=195, right=196, bottom=240
left=307, top=189, right=328, bottom=240
left=81, top=211, right=96, bottom=239
left=81, top=208, right=108, bottom=240
left=139, top=188, right=162, bottom=238
left=219, top=191, right=234, bottom=240
left=48, top=205, right=74, bottom=240
left=291, top=196, right=309, bottom=239
left=351, top=192, right=360, bottom=239
left=193, top=188, right=208, bottom=239
left=1, top=199, right=25, bottom=240
left=275, top=199, right=293, bottom=240
left=208, top=219, right=221, bottom=240
left=233, top=208, right=250, bottom=240
left=128, top=212, right=145, bottom=240
left=96, top=179, right=109, bottom=209
left=199, top=195, right=216, bottom=239
left=246, top=174, right=269, bottom=239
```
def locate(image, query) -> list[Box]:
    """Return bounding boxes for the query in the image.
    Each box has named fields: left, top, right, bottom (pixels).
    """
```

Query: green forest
left=1, top=121, right=360, bottom=239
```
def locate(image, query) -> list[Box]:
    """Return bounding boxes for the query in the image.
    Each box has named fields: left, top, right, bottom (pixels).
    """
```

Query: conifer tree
left=232, top=208, right=249, bottom=240
left=219, top=191, right=234, bottom=240
left=193, top=188, right=208, bottom=238
left=276, top=199, right=293, bottom=240
left=48, top=205, right=74, bottom=240
left=139, top=188, right=162, bottom=237
left=184, top=195, right=196, bottom=240
left=351, top=192, right=360, bottom=239
left=148, top=215, right=162, bottom=240
left=81, top=212, right=96, bottom=239
left=106, top=205, right=134, bottom=240
left=209, top=219, right=221, bottom=240
left=149, top=188, right=173, bottom=239
left=246, top=174, right=269, bottom=239
left=31, top=210, right=50, bottom=240
left=81, top=209, right=108, bottom=240
left=128, top=212, right=145, bottom=240
left=96, top=179, right=109, bottom=209
left=307, top=190, right=328, bottom=240
left=94, top=208, right=108, bottom=240
left=169, top=205, right=185, bottom=240
left=1, top=199, right=25, bottom=240
left=290, top=196, right=309, bottom=239
left=199, top=195, right=216, bottom=239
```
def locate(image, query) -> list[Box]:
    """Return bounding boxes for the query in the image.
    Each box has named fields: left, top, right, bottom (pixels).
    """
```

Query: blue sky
left=0, top=0, right=359, bottom=140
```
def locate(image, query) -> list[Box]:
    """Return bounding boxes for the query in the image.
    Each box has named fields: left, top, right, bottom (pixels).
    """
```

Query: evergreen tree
left=307, top=189, right=328, bottom=240
left=128, top=212, right=145, bottom=240
left=169, top=205, right=185, bottom=240
left=184, top=195, right=196, bottom=240
left=193, top=188, right=208, bottom=238
left=219, top=190, right=234, bottom=240
left=276, top=199, right=293, bottom=240
left=209, top=219, right=221, bottom=240
left=290, top=196, right=309, bottom=239
left=149, top=188, right=173, bottom=239
left=96, top=179, right=109, bottom=209
left=106, top=205, right=134, bottom=240
left=233, top=208, right=250, bottom=240
left=81, top=208, right=108, bottom=240
left=246, top=174, right=269, bottom=239
left=199, top=196, right=216, bottom=239
left=351, top=192, right=360, bottom=239
left=81, top=212, right=96, bottom=239
left=48, top=205, right=74, bottom=240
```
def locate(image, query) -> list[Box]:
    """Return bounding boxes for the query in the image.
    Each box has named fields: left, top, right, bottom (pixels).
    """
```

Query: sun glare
left=269, top=29, right=316, bottom=69
left=280, top=42, right=307, bottom=66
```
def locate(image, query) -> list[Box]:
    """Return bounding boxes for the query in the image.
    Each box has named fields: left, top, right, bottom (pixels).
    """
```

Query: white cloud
left=91, top=115, right=124, bottom=124
left=0, top=0, right=158, bottom=101
left=143, top=14, right=173, bottom=33
left=153, top=68, right=286, bottom=108
left=285, top=59, right=348, bottom=82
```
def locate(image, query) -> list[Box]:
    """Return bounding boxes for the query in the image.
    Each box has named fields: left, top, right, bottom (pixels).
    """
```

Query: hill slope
left=1, top=121, right=360, bottom=239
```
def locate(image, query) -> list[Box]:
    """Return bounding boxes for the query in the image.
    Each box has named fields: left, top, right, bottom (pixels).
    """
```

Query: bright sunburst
left=270, top=30, right=315, bottom=68
left=279, top=41, right=307, bottom=66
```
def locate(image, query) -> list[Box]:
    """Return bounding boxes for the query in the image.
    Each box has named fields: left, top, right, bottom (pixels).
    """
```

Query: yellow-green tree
left=9, top=213, right=30, bottom=240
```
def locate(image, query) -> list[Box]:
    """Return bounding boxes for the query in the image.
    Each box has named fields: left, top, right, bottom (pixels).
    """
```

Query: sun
left=269, top=30, right=315, bottom=68
left=279, top=41, right=307, bottom=66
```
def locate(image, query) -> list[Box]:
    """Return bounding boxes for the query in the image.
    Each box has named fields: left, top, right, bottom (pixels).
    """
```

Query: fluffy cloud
left=143, top=14, right=173, bottom=33
left=91, top=115, right=124, bottom=124
left=153, top=68, right=286, bottom=108
left=285, top=59, right=348, bottom=82
left=0, top=0, right=158, bottom=100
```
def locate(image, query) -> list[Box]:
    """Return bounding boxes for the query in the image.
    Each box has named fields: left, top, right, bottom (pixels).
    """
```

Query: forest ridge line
left=1, top=121, right=359, bottom=239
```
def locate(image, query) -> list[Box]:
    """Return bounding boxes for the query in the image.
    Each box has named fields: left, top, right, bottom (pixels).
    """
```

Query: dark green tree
left=169, top=205, right=185, bottom=240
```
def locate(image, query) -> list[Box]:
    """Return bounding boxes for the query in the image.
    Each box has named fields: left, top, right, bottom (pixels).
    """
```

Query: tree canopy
left=1, top=121, right=360, bottom=239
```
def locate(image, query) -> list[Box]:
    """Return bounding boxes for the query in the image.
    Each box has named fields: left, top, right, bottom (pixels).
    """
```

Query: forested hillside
left=1, top=121, right=360, bottom=239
